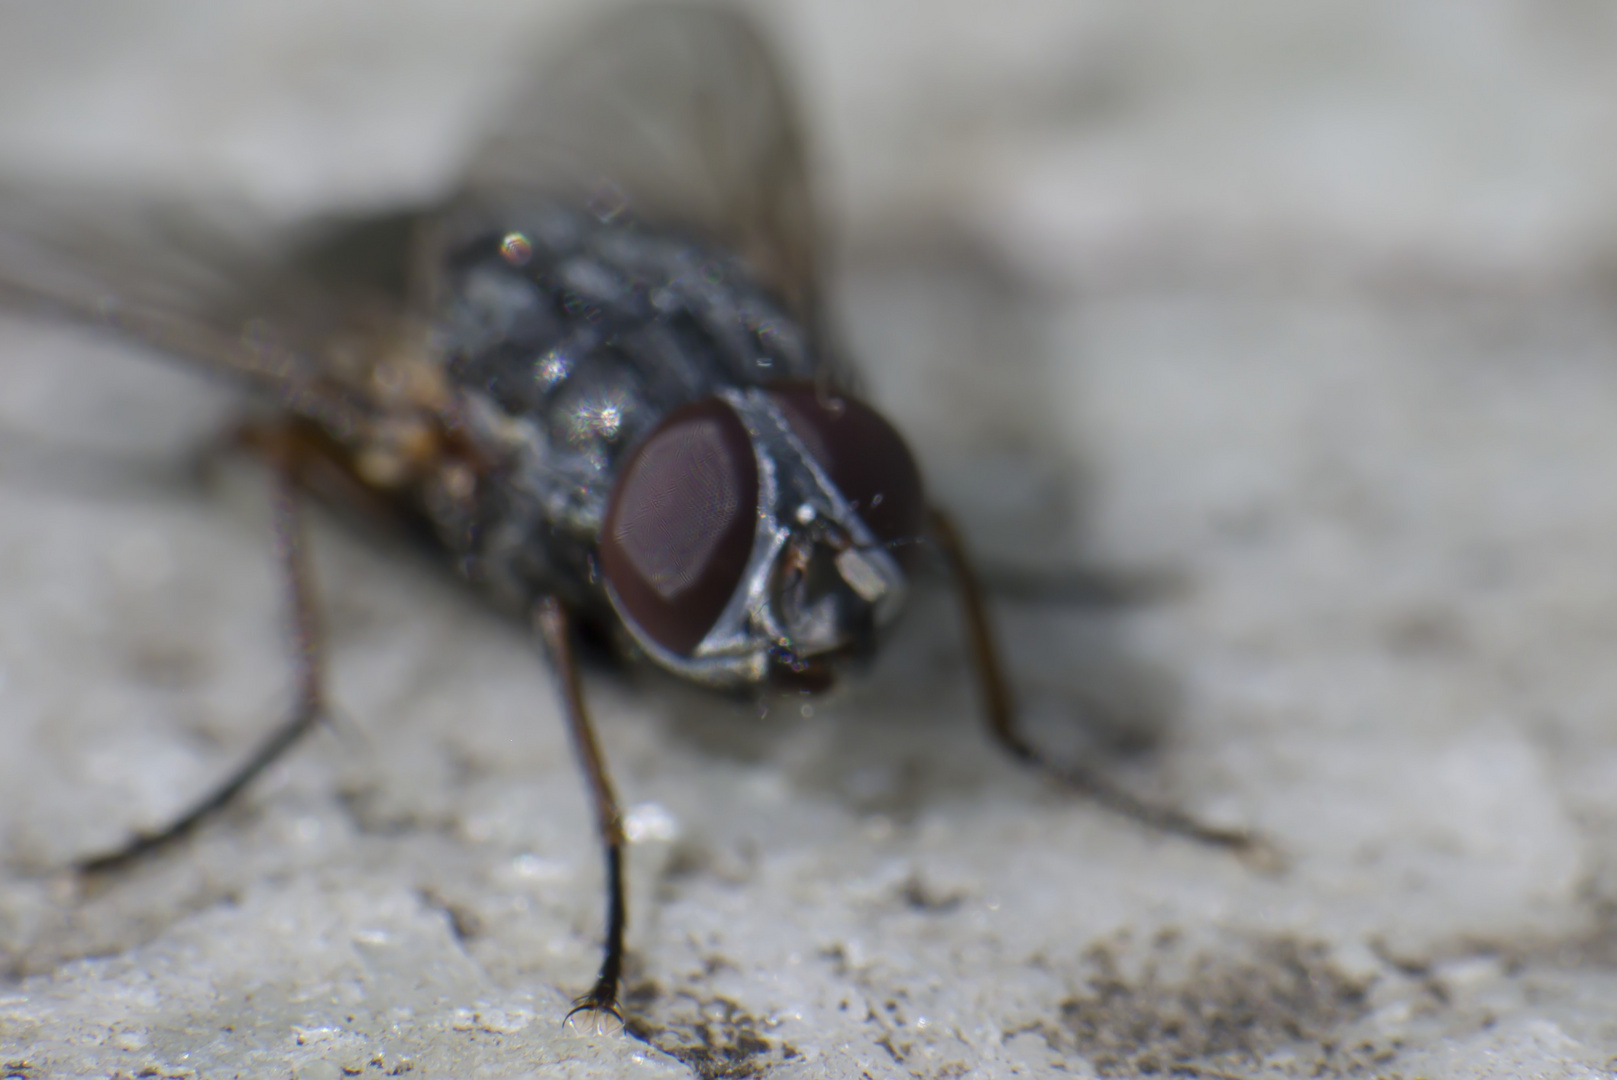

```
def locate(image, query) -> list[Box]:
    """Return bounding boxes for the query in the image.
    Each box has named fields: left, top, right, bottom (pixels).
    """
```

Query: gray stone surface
left=4, top=3, right=1617, bottom=1077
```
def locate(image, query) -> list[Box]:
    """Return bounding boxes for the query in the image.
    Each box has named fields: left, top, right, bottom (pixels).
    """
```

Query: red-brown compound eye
left=600, top=398, right=759, bottom=655
left=768, top=384, right=925, bottom=560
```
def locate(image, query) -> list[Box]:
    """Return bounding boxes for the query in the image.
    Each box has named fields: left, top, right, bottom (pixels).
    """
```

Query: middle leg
left=78, top=440, right=330, bottom=875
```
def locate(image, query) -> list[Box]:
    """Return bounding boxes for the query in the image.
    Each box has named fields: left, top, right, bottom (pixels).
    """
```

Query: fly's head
left=598, top=383, right=924, bottom=693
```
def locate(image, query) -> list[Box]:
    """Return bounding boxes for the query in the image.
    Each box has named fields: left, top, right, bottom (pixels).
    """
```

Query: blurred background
left=4, top=0, right=1614, bottom=556
left=3, top=2, right=1617, bottom=1076
left=3, top=1, right=1615, bottom=277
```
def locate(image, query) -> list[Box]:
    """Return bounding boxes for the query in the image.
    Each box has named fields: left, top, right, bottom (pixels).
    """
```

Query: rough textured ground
left=4, top=2, right=1617, bottom=1078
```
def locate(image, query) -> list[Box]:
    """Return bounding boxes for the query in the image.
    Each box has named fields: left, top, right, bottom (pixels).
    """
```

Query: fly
left=0, top=3, right=1263, bottom=1030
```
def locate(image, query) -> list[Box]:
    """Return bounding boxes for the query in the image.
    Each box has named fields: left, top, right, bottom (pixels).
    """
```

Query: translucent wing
left=0, top=3, right=826, bottom=424
left=462, top=4, right=824, bottom=333
left=0, top=181, right=438, bottom=432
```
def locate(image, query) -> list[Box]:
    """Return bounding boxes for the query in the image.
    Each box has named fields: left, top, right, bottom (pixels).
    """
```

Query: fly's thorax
left=426, top=204, right=829, bottom=613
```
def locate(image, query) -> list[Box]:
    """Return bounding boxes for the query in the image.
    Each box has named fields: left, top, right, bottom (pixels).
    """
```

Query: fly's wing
left=462, top=4, right=828, bottom=343
left=0, top=181, right=442, bottom=434
left=0, top=5, right=833, bottom=426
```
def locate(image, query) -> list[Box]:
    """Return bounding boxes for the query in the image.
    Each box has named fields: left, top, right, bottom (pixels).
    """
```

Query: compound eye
left=600, top=398, right=759, bottom=655
left=768, top=384, right=925, bottom=559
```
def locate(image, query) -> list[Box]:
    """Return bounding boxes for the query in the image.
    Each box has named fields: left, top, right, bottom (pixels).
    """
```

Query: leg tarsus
left=563, top=994, right=626, bottom=1037
left=76, top=697, right=325, bottom=876
left=1028, top=750, right=1282, bottom=869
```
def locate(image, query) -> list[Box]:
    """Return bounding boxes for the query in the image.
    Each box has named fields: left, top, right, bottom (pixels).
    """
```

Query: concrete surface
left=4, top=2, right=1617, bottom=1077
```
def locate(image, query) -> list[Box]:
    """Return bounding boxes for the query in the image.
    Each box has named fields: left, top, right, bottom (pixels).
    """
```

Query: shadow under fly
left=0, top=3, right=1267, bottom=1029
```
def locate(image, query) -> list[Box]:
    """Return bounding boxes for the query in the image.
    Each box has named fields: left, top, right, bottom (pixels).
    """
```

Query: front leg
left=533, top=596, right=629, bottom=1030
left=927, top=506, right=1274, bottom=861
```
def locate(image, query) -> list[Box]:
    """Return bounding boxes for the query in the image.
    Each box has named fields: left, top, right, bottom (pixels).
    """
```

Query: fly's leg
left=78, top=431, right=329, bottom=875
left=534, top=596, right=629, bottom=1031
left=927, top=507, right=1275, bottom=863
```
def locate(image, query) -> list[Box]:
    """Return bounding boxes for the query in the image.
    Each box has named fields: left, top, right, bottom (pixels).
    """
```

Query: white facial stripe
left=834, top=548, right=888, bottom=603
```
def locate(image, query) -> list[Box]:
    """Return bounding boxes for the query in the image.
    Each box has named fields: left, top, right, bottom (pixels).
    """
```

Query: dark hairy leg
left=927, top=507, right=1276, bottom=864
left=78, top=447, right=328, bottom=875
left=534, top=596, right=629, bottom=1029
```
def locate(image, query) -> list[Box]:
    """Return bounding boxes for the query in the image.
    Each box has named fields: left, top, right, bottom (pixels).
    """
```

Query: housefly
left=0, top=4, right=1260, bottom=1027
